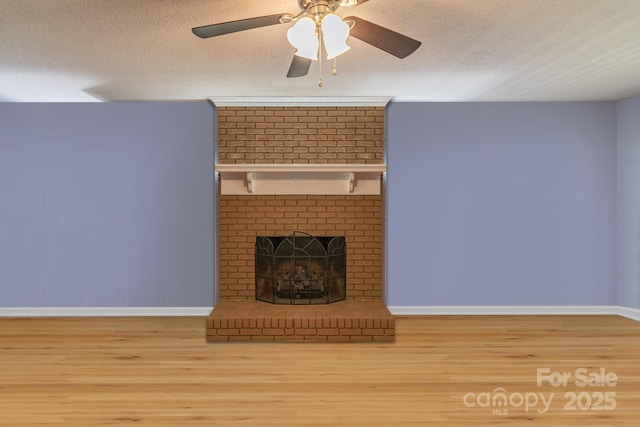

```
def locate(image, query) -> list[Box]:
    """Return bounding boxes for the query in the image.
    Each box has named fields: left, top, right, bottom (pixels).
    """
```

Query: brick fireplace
left=206, top=99, right=394, bottom=342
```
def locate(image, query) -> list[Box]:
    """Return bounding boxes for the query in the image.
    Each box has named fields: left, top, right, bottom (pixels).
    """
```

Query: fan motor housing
left=300, top=0, right=342, bottom=16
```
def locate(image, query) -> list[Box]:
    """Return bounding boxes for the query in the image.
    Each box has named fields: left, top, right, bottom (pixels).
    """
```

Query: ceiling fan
left=192, top=0, right=421, bottom=82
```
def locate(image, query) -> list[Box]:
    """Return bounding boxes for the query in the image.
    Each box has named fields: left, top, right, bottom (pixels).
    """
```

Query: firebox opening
left=255, top=231, right=346, bottom=305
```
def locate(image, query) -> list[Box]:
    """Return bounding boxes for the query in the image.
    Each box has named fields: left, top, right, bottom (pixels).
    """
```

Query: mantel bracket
left=247, top=172, right=254, bottom=194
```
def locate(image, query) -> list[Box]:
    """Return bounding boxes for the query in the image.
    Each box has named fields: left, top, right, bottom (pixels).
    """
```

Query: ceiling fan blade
left=287, top=55, right=312, bottom=78
left=344, top=16, right=421, bottom=59
left=192, top=14, right=288, bottom=39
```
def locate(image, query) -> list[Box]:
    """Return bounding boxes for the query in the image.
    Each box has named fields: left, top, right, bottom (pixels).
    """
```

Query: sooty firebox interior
left=255, top=231, right=346, bottom=305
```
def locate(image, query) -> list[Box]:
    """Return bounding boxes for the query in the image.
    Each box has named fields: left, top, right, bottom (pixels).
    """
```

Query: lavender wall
left=617, top=96, right=640, bottom=309
left=386, top=102, right=617, bottom=306
left=0, top=101, right=624, bottom=308
left=0, top=102, right=215, bottom=307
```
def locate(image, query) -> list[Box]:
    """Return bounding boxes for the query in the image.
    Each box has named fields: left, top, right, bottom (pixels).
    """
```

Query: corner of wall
left=616, top=95, right=640, bottom=310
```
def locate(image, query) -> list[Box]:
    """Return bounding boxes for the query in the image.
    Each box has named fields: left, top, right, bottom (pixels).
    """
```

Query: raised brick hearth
left=207, top=103, right=393, bottom=342
left=206, top=300, right=394, bottom=342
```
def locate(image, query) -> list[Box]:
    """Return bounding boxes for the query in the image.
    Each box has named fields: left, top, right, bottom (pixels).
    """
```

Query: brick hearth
left=208, top=104, right=393, bottom=342
left=206, top=300, right=394, bottom=342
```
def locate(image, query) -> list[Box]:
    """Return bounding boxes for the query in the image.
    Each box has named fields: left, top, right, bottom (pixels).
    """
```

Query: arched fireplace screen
left=255, top=231, right=346, bottom=304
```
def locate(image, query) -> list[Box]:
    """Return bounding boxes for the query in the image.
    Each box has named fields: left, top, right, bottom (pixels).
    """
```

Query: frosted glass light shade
left=321, top=13, right=350, bottom=59
left=287, top=17, right=318, bottom=60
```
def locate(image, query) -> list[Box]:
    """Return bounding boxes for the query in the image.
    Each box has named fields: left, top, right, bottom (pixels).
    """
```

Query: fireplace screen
left=255, top=231, right=346, bottom=304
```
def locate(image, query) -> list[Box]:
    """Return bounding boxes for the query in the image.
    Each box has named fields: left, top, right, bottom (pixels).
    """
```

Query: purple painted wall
left=617, top=96, right=640, bottom=309
left=0, top=102, right=215, bottom=307
left=0, top=101, right=626, bottom=308
left=386, top=102, right=617, bottom=306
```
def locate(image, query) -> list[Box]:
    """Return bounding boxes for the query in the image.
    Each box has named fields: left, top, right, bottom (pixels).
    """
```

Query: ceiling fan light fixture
left=321, top=13, right=351, bottom=59
left=287, top=17, right=319, bottom=60
left=191, top=0, right=422, bottom=82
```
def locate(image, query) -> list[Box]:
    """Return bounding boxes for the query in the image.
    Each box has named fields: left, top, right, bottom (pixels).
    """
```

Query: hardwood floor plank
left=0, top=315, right=638, bottom=426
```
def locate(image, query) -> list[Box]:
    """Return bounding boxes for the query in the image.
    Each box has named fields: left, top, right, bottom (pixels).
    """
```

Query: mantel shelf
left=216, top=163, right=386, bottom=195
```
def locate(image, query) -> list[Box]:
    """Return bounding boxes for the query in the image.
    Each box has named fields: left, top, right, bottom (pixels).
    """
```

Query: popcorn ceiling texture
left=216, top=106, right=385, bottom=301
left=4, top=1, right=640, bottom=102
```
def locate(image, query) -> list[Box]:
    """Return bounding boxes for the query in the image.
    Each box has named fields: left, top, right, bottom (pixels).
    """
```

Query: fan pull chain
left=318, top=29, right=323, bottom=87
left=333, top=58, right=338, bottom=75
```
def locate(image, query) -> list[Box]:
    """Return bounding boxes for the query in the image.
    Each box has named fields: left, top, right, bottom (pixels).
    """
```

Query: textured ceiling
left=1, top=0, right=639, bottom=102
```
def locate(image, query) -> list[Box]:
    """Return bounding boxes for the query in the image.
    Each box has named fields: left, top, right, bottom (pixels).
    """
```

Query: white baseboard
left=1, top=306, right=638, bottom=322
left=0, top=307, right=214, bottom=317
left=615, top=306, right=640, bottom=322
left=388, top=305, right=640, bottom=322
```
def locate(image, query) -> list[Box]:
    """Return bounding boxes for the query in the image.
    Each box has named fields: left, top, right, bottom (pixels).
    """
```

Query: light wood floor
left=1, top=315, right=639, bottom=426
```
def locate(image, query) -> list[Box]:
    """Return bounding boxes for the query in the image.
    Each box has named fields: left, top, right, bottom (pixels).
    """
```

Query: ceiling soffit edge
left=209, top=96, right=392, bottom=107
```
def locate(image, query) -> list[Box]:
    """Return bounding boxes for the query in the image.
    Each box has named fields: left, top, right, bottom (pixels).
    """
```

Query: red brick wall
left=217, top=107, right=384, bottom=164
left=216, top=106, right=385, bottom=301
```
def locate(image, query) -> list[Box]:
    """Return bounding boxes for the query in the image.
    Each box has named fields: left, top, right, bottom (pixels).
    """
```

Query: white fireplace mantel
left=216, top=163, right=386, bottom=195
